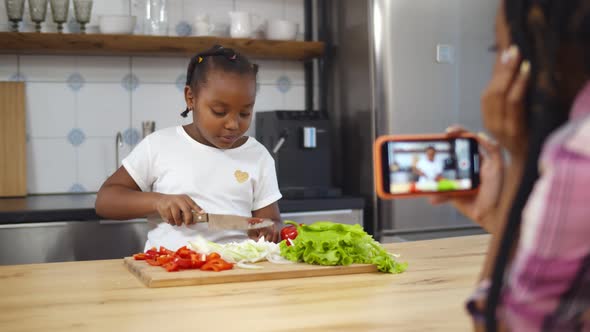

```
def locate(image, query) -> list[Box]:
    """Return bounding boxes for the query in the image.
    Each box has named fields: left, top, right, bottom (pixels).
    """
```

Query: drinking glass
left=28, top=0, right=48, bottom=32
left=50, top=0, right=69, bottom=33
left=5, top=0, right=25, bottom=32
left=73, top=0, right=92, bottom=33
left=145, top=0, right=168, bottom=35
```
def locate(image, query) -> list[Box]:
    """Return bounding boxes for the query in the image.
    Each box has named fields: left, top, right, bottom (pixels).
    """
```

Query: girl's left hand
left=248, top=223, right=280, bottom=243
left=250, top=202, right=282, bottom=242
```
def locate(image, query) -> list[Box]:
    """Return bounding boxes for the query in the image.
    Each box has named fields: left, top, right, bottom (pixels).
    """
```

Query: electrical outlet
left=436, top=44, right=454, bottom=64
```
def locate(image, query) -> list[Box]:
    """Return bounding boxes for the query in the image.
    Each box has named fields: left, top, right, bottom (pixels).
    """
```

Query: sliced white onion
left=267, top=254, right=294, bottom=264
left=236, top=261, right=264, bottom=270
left=189, top=235, right=295, bottom=266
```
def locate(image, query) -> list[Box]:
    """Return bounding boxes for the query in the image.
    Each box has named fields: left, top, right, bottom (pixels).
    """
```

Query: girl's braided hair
left=181, top=45, right=258, bottom=117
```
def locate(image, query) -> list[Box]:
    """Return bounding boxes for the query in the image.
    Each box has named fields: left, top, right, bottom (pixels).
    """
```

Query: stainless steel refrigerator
left=328, top=0, right=497, bottom=239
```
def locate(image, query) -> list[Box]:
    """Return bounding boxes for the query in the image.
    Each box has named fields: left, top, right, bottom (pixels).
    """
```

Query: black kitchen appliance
left=255, top=111, right=342, bottom=199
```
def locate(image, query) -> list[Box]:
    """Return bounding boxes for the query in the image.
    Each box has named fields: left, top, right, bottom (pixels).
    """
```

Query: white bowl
left=266, top=19, right=298, bottom=40
left=210, top=23, right=230, bottom=37
left=99, top=15, right=137, bottom=35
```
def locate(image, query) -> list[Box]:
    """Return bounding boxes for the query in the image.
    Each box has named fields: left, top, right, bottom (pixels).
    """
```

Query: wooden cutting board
left=0, top=82, right=26, bottom=197
left=124, top=257, right=379, bottom=288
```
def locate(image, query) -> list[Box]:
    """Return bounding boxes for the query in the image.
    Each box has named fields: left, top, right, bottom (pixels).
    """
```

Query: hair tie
left=180, top=107, right=193, bottom=118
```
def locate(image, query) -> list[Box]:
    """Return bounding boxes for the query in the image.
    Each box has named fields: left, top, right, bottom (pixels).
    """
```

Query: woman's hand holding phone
left=434, top=47, right=530, bottom=234
left=429, top=126, right=504, bottom=233
left=373, top=129, right=505, bottom=233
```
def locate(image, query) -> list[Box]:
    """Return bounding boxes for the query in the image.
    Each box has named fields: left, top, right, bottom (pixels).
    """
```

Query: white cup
left=210, top=23, right=229, bottom=37
left=265, top=19, right=298, bottom=40
left=193, top=14, right=215, bottom=36
left=229, top=11, right=260, bottom=38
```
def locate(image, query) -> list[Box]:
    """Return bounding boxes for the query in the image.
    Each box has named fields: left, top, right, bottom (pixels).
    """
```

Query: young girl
left=95, top=45, right=282, bottom=251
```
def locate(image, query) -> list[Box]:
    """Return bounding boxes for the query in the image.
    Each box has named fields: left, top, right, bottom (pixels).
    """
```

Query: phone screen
left=380, top=138, right=480, bottom=194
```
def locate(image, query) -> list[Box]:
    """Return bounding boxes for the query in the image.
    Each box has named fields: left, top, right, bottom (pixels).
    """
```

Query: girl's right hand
left=429, top=126, right=504, bottom=233
left=155, top=194, right=203, bottom=226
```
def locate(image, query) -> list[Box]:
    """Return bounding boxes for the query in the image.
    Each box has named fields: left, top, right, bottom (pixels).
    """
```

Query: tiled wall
left=0, top=0, right=309, bottom=194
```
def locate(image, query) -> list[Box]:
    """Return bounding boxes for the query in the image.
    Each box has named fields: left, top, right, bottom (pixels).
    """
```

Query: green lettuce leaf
left=279, top=221, right=407, bottom=274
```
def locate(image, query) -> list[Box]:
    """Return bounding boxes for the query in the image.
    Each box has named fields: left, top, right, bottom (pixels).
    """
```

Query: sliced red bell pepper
left=133, top=253, right=147, bottom=260
left=144, top=255, right=172, bottom=266
left=132, top=246, right=232, bottom=272
left=157, top=255, right=173, bottom=265
left=190, top=253, right=206, bottom=269
left=173, top=256, right=193, bottom=269
left=163, top=261, right=179, bottom=272
left=206, top=253, right=221, bottom=261
left=159, top=246, right=174, bottom=256
left=145, top=249, right=158, bottom=260
left=201, top=258, right=233, bottom=272
left=280, top=225, right=298, bottom=245
left=146, top=259, right=160, bottom=266
left=176, top=246, right=194, bottom=259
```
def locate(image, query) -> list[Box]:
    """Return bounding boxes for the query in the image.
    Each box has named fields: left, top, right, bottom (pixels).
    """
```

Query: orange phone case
left=373, top=133, right=480, bottom=200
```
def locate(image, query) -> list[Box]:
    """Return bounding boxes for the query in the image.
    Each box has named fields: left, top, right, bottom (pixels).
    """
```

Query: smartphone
left=374, top=134, right=480, bottom=199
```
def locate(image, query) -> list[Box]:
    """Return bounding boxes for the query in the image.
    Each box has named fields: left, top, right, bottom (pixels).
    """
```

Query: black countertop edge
left=0, top=194, right=365, bottom=224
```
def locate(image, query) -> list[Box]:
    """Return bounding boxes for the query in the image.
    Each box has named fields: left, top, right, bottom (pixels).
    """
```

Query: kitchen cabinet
left=0, top=208, right=363, bottom=265
left=0, top=219, right=147, bottom=265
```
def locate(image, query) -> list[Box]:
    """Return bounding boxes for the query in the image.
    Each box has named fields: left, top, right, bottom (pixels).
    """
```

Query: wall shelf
left=0, top=32, right=325, bottom=61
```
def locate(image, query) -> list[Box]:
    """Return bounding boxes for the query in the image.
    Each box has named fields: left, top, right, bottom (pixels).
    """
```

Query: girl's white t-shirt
left=122, top=126, right=282, bottom=251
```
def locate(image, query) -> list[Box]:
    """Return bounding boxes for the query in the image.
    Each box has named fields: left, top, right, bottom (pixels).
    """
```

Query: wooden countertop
left=0, top=235, right=489, bottom=332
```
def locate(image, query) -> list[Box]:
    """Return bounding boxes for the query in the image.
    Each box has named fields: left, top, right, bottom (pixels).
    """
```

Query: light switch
left=436, top=44, right=454, bottom=64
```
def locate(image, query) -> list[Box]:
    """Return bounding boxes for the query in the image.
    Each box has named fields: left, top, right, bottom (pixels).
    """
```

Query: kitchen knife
left=192, top=212, right=275, bottom=231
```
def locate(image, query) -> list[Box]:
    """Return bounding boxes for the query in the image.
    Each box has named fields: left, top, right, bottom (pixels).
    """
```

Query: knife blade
left=192, top=212, right=275, bottom=231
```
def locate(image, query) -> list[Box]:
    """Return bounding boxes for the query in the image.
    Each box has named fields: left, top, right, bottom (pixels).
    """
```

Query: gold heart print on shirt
left=234, top=170, right=249, bottom=183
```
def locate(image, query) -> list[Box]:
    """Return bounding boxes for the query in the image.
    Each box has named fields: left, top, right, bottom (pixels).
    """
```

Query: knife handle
left=192, top=212, right=208, bottom=223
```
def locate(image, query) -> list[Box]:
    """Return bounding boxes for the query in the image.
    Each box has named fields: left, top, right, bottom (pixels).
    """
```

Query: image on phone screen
left=381, top=138, right=480, bottom=194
